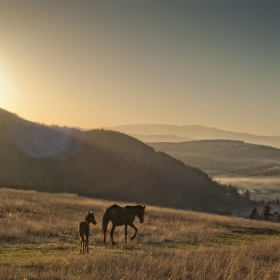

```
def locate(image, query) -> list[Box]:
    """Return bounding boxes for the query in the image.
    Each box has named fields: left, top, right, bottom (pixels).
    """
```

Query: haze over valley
left=107, top=124, right=280, bottom=200
left=147, top=139, right=280, bottom=200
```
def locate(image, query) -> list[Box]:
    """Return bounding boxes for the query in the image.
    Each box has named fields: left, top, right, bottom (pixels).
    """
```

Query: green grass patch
left=210, top=227, right=280, bottom=246
left=230, top=227, right=280, bottom=235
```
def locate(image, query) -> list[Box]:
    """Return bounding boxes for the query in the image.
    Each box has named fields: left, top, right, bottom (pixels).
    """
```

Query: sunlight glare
left=0, top=61, right=13, bottom=109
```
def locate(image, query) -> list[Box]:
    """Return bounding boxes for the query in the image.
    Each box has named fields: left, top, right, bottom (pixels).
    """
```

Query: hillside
left=149, top=140, right=280, bottom=177
left=1, top=188, right=280, bottom=279
left=0, top=108, right=255, bottom=213
left=107, top=124, right=280, bottom=149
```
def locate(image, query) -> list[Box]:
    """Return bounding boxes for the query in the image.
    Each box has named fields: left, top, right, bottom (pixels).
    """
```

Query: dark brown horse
left=78, top=212, right=97, bottom=254
left=102, top=204, right=146, bottom=245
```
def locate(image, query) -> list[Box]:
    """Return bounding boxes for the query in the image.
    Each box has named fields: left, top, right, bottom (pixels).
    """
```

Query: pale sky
left=0, top=1, right=279, bottom=135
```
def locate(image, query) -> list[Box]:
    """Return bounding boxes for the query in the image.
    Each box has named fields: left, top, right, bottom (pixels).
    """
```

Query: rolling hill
left=149, top=140, right=280, bottom=177
left=107, top=124, right=280, bottom=149
left=0, top=108, right=255, bottom=213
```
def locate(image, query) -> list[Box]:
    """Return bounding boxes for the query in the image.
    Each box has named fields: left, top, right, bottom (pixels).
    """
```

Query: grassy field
left=1, top=188, right=280, bottom=279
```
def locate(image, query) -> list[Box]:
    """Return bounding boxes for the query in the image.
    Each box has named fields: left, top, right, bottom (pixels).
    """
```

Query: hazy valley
left=147, top=140, right=280, bottom=200
left=107, top=125, right=280, bottom=201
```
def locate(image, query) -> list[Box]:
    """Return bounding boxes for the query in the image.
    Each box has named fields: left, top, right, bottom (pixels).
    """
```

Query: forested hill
left=149, top=140, right=280, bottom=176
left=0, top=108, right=255, bottom=213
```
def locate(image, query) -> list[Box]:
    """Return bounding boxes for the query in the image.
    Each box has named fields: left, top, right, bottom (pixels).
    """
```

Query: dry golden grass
left=1, top=187, right=280, bottom=279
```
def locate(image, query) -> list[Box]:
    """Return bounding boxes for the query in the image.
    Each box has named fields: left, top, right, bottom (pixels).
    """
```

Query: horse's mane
left=84, top=212, right=94, bottom=221
left=84, top=213, right=90, bottom=220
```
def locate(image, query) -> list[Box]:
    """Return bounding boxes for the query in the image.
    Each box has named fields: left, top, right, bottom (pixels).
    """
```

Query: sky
left=0, top=0, right=280, bottom=136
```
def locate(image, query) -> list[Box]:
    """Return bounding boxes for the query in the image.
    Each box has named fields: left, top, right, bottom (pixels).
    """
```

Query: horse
left=78, top=212, right=97, bottom=254
left=102, top=204, right=146, bottom=245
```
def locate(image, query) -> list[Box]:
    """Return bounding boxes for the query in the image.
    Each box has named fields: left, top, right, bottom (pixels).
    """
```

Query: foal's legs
left=83, top=239, right=86, bottom=253
left=128, top=222, right=138, bottom=241
left=110, top=224, right=116, bottom=245
left=79, top=236, right=84, bottom=254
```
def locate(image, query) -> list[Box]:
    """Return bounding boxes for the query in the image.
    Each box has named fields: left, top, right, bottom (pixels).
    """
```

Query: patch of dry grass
left=1, top=188, right=280, bottom=279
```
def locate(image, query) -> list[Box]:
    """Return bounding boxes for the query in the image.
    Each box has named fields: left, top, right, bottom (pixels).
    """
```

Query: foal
left=78, top=212, right=97, bottom=254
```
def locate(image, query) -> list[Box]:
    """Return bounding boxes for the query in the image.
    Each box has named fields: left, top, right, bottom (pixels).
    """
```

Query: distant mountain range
left=107, top=124, right=280, bottom=148
left=130, top=134, right=194, bottom=143
left=0, top=108, right=255, bottom=213
left=149, top=140, right=280, bottom=177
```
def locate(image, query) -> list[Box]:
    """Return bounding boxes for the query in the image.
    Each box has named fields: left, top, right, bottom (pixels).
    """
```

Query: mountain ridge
left=106, top=124, right=280, bottom=148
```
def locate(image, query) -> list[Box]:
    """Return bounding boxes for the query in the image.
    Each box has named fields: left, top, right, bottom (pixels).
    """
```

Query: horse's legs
left=103, top=228, right=106, bottom=244
left=128, top=222, right=138, bottom=241
left=124, top=224, right=128, bottom=244
left=86, top=235, right=89, bottom=253
left=110, top=224, right=116, bottom=245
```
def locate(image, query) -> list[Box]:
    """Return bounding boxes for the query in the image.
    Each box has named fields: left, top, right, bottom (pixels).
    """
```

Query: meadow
left=1, top=188, right=280, bottom=280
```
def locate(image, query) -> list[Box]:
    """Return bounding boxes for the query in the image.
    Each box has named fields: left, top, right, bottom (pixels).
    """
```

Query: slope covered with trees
left=0, top=108, right=256, bottom=213
left=150, top=140, right=280, bottom=176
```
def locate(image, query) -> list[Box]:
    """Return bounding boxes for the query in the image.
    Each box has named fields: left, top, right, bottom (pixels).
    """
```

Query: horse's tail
left=102, top=209, right=110, bottom=244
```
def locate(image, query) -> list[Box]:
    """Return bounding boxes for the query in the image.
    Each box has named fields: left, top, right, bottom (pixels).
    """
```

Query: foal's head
left=136, top=205, right=146, bottom=223
left=85, top=212, right=97, bottom=225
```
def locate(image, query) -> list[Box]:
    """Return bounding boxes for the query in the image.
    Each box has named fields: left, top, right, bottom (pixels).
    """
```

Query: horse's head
left=137, top=205, right=146, bottom=223
left=86, top=212, right=97, bottom=225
